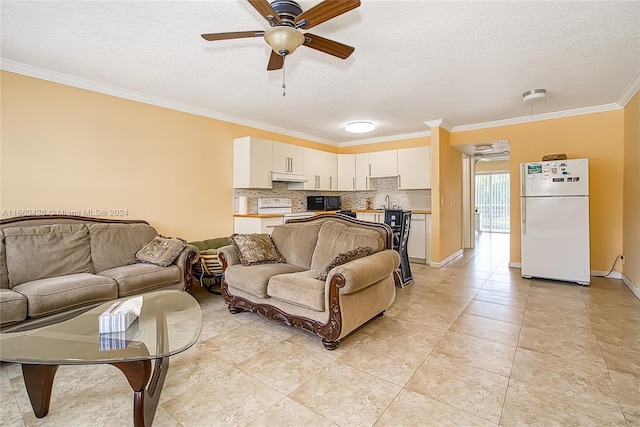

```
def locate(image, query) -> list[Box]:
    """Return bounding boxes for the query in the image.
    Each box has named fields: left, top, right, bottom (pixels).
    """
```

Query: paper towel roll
left=238, top=197, right=248, bottom=215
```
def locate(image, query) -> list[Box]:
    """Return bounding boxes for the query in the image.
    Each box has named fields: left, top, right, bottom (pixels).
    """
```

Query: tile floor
left=1, top=233, right=639, bottom=426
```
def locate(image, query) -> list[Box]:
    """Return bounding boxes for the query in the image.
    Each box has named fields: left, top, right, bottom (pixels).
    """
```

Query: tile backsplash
left=233, top=177, right=431, bottom=213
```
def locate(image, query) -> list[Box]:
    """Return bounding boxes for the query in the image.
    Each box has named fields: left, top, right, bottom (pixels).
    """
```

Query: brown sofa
left=0, top=215, right=198, bottom=331
left=218, top=214, right=399, bottom=350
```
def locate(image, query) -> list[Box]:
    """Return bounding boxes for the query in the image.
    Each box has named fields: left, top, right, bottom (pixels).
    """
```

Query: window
left=475, top=172, right=510, bottom=233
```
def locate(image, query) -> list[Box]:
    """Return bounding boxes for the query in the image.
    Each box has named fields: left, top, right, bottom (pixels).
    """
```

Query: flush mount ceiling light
left=475, top=144, right=494, bottom=152
left=523, top=89, right=547, bottom=103
left=345, top=121, right=376, bottom=133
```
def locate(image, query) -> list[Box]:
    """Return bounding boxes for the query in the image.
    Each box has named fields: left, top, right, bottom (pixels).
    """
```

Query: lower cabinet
left=356, top=211, right=431, bottom=263
left=234, top=217, right=284, bottom=235
left=356, top=212, right=385, bottom=223
left=407, top=214, right=431, bottom=263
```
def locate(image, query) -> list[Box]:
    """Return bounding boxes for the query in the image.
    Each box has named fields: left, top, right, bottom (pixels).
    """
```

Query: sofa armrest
left=174, top=244, right=199, bottom=293
left=217, top=245, right=240, bottom=269
left=328, top=249, right=400, bottom=295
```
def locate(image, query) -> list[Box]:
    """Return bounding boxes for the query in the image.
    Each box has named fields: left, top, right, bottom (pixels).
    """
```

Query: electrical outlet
left=621, top=255, right=625, bottom=265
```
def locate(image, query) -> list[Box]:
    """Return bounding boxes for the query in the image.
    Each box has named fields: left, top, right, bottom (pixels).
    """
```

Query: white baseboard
left=591, top=270, right=623, bottom=279
left=505, top=264, right=625, bottom=281
left=430, top=249, right=463, bottom=268
left=622, top=274, right=640, bottom=300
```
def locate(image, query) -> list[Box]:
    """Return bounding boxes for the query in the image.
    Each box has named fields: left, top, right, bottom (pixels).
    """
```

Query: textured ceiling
left=1, top=1, right=639, bottom=145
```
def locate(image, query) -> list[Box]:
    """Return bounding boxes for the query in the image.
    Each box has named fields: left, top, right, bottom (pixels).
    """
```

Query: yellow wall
left=451, top=111, right=625, bottom=271
left=623, top=91, right=640, bottom=288
left=1, top=70, right=631, bottom=275
left=339, top=137, right=429, bottom=154
left=430, top=127, right=462, bottom=263
left=0, top=71, right=331, bottom=241
left=475, top=160, right=509, bottom=173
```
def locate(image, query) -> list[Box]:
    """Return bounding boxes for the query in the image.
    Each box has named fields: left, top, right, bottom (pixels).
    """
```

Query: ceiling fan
left=201, top=0, right=360, bottom=71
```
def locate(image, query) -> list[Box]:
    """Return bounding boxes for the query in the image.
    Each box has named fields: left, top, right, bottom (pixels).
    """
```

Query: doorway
left=475, top=171, right=510, bottom=233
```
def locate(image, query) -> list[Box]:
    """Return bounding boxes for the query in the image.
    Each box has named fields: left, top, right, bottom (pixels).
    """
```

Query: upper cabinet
left=368, top=150, right=398, bottom=178
left=355, top=153, right=376, bottom=190
left=272, top=141, right=304, bottom=175
left=291, top=148, right=337, bottom=190
left=233, top=137, right=272, bottom=189
left=397, top=146, right=431, bottom=189
left=337, top=154, right=355, bottom=191
left=233, top=136, right=430, bottom=191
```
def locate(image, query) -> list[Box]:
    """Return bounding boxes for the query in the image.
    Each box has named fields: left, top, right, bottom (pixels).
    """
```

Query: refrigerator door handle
left=521, top=163, right=526, bottom=197
left=522, top=198, right=526, bottom=235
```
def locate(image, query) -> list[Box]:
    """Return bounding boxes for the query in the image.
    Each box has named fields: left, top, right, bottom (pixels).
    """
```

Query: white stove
left=257, top=197, right=292, bottom=214
left=257, top=198, right=315, bottom=220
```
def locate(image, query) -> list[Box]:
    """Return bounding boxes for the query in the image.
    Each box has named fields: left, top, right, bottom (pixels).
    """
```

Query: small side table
left=198, top=256, right=222, bottom=294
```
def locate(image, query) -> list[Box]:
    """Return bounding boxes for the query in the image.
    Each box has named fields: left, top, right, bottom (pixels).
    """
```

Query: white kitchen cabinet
left=272, top=141, right=304, bottom=175
left=407, top=213, right=431, bottom=263
left=320, top=151, right=337, bottom=190
left=337, top=154, right=356, bottom=191
left=234, top=216, right=284, bottom=235
left=398, top=146, right=431, bottom=189
left=358, top=211, right=385, bottom=223
left=292, top=148, right=337, bottom=190
left=355, top=153, right=376, bottom=190
left=368, top=150, right=397, bottom=178
left=233, top=137, right=272, bottom=189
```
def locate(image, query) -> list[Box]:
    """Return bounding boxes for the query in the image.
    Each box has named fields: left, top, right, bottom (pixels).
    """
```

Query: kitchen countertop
left=233, top=214, right=285, bottom=218
left=234, top=209, right=431, bottom=218
left=352, top=209, right=432, bottom=214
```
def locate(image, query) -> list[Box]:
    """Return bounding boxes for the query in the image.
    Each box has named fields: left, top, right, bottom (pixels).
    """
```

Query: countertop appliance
left=257, top=198, right=315, bottom=220
left=307, top=195, right=341, bottom=211
left=520, top=158, right=590, bottom=285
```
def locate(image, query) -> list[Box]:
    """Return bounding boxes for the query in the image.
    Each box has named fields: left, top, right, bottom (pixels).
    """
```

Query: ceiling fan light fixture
left=475, top=144, right=493, bottom=152
left=345, top=121, right=375, bottom=133
left=264, top=27, right=305, bottom=56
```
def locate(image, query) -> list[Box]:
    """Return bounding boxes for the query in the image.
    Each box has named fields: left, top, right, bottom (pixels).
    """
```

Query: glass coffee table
left=0, top=290, right=201, bottom=427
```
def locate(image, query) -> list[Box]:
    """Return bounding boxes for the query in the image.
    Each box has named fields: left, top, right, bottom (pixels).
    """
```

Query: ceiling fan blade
left=248, top=0, right=281, bottom=25
left=267, top=51, right=284, bottom=70
left=201, top=31, right=265, bottom=41
left=295, top=0, right=360, bottom=29
left=303, top=33, right=354, bottom=59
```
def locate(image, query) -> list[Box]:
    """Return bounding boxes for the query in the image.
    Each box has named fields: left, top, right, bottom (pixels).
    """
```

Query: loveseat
left=218, top=214, right=400, bottom=350
left=0, top=215, right=198, bottom=331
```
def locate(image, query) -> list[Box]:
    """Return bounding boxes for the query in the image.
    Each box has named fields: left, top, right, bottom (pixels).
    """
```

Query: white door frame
left=462, top=154, right=476, bottom=249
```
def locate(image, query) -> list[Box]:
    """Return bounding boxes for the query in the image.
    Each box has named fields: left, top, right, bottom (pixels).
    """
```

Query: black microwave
left=307, top=196, right=341, bottom=211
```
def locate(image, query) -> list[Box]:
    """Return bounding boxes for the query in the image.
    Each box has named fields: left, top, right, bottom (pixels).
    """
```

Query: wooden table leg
left=111, top=356, right=169, bottom=427
left=22, top=364, right=59, bottom=418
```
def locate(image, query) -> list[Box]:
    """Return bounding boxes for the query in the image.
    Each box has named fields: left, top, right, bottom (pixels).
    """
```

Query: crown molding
left=0, top=59, right=338, bottom=146
left=338, top=130, right=431, bottom=147
left=451, top=103, right=621, bottom=133
left=617, top=70, right=640, bottom=108
left=2, top=59, right=633, bottom=147
left=424, top=119, right=453, bottom=132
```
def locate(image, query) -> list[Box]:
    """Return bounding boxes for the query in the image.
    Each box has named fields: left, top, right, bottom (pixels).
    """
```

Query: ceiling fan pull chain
left=282, top=60, right=286, bottom=96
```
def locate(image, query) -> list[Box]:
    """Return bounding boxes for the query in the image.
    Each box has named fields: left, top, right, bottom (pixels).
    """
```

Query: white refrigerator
left=520, top=158, right=590, bottom=285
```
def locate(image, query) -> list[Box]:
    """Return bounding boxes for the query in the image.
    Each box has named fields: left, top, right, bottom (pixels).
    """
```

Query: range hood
left=271, top=172, right=307, bottom=183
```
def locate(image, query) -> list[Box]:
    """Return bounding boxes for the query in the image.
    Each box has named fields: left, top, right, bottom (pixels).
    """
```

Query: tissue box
left=99, top=320, right=139, bottom=351
left=98, top=298, right=141, bottom=333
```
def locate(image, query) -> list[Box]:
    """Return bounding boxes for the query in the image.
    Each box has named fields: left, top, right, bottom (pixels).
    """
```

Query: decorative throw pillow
left=317, top=246, right=374, bottom=281
left=230, top=233, right=286, bottom=266
left=136, top=236, right=186, bottom=267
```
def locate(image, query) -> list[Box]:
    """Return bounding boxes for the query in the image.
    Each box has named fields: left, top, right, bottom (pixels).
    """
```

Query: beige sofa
left=0, top=215, right=198, bottom=331
left=218, top=214, right=399, bottom=350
